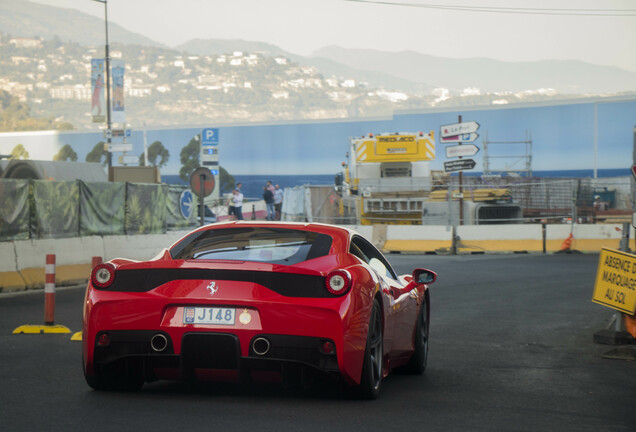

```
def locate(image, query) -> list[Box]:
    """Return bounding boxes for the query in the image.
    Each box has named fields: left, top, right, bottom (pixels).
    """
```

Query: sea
left=163, top=168, right=630, bottom=201
left=163, top=174, right=336, bottom=200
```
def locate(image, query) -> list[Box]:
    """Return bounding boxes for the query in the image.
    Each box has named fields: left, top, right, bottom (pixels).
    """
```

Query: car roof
left=170, top=221, right=357, bottom=254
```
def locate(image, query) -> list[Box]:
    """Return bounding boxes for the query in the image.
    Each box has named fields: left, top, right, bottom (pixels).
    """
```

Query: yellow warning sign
left=592, top=248, right=636, bottom=314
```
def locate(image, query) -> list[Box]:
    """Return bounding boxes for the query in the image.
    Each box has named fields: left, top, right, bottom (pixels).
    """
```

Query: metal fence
left=2, top=177, right=632, bottom=241
left=305, top=176, right=634, bottom=225
left=0, top=179, right=198, bottom=242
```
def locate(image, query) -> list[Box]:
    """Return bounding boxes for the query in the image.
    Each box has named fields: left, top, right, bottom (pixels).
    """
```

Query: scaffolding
left=482, top=131, right=533, bottom=177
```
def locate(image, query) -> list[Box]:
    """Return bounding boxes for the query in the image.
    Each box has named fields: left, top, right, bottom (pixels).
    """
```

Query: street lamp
left=92, top=0, right=112, bottom=174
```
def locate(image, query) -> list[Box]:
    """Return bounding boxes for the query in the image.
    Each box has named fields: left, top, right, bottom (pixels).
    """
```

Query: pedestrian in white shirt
left=232, top=188, right=244, bottom=220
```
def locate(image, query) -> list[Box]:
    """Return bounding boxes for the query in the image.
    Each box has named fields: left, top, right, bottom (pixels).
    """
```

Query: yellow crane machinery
left=337, top=131, right=518, bottom=225
left=340, top=132, right=436, bottom=225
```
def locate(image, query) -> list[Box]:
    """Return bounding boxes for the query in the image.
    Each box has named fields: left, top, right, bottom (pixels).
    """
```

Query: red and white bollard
left=44, top=254, right=56, bottom=325
left=92, top=256, right=102, bottom=269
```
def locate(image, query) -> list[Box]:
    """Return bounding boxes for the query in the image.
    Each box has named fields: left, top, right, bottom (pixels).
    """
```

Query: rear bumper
left=91, top=330, right=340, bottom=383
left=83, top=291, right=369, bottom=385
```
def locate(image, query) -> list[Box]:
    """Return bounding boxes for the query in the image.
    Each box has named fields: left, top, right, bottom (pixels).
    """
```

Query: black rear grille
left=100, top=268, right=332, bottom=297
left=181, top=333, right=240, bottom=370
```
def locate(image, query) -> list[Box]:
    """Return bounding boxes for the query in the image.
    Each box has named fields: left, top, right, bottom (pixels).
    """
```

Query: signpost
left=446, top=144, right=480, bottom=158
left=103, top=129, right=131, bottom=139
left=108, top=143, right=133, bottom=152
left=444, top=159, right=476, bottom=173
left=179, top=190, right=194, bottom=220
left=118, top=155, right=138, bottom=165
left=201, top=128, right=219, bottom=146
left=440, top=121, right=480, bottom=138
left=440, top=133, right=479, bottom=144
left=440, top=118, right=481, bottom=228
left=592, top=248, right=636, bottom=315
left=200, top=128, right=220, bottom=202
left=190, top=167, right=215, bottom=226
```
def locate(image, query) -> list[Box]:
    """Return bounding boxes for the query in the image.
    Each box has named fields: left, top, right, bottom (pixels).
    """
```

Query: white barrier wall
left=1, top=224, right=633, bottom=292
left=384, top=225, right=454, bottom=253
left=102, top=232, right=188, bottom=262
left=1, top=231, right=190, bottom=292
left=457, top=224, right=543, bottom=252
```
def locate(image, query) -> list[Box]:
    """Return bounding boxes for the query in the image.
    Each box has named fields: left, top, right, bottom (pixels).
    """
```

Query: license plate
left=183, top=307, right=235, bottom=325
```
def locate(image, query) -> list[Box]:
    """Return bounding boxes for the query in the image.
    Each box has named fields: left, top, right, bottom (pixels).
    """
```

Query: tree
left=179, top=136, right=200, bottom=181
left=10, top=144, right=29, bottom=159
left=85, top=141, right=108, bottom=166
left=53, top=144, right=77, bottom=161
left=219, top=166, right=235, bottom=194
left=0, top=90, right=73, bottom=132
left=147, top=141, right=169, bottom=167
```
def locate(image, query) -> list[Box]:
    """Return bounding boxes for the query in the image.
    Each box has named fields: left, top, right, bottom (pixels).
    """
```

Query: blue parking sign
left=201, top=128, right=219, bottom=145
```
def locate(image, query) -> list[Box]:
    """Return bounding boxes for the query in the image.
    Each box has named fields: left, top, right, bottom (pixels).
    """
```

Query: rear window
left=170, top=227, right=333, bottom=265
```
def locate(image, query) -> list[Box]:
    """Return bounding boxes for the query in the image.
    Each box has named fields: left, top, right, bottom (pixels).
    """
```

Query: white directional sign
left=118, top=155, right=139, bottom=165
left=440, top=132, right=479, bottom=144
left=446, top=144, right=480, bottom=158
left=104, top=129, right=131, bottom=139
left=108, top=143, right=133, bottom=152
left=440, top=121, right=480, bottom=138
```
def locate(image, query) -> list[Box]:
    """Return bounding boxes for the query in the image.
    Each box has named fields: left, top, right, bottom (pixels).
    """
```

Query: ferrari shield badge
left=239, top=309, right=252, bottom=325
left=206, top=281, right=218, bottom=296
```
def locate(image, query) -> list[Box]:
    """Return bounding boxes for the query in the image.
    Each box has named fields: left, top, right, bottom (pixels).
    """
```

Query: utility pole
left=93, top=0, right=112, bottom=176
left=458, top=115, right=463, bottom=225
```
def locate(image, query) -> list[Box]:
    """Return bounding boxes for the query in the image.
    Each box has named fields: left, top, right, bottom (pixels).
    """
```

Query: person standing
left=263, top=185, right=275, bottom=221
left=232, top=188, right=244, bottom=220
left=273, top=184, right=283, bottom=220
left=226, top=191, right=236, bottom=220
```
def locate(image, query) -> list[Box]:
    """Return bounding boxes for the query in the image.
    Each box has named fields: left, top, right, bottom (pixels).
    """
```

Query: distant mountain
left=175, top=39, right=290, bottom=57
left=288, top=54, right=434, bottom=94
left=0, top=0, right=164, bottom=48
left=312, top=46, right=636, bottom=94
left=0, top=0, right=634, bottom=101
left=174, top=39, right=434, bottom=94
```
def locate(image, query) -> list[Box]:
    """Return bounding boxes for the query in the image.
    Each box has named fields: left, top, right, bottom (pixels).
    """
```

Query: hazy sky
left=30, top=0, right=636, bottom=72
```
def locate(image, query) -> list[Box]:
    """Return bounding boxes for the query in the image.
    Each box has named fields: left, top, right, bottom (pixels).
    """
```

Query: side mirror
left=413, top=269, right=437, bottom=285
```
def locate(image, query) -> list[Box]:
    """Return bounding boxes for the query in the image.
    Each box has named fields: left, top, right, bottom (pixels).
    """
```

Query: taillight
left=321, top=340, right=335, bottom=355
left=91, top=263, right=115, bottom=288
left=97, top=333, right=110, bottom=347
left=325, top=270, right=352, bottom=296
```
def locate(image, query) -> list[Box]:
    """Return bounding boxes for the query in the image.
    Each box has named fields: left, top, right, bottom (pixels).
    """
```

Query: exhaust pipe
left=252, top=337, right=271, bottom=356
left=150, top=333, right=168, bottom=352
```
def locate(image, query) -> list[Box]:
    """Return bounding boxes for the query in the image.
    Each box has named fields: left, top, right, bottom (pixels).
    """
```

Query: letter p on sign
left=201, top=128, right=219, bottom=145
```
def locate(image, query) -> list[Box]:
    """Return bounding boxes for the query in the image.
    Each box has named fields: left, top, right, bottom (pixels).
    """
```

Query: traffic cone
left=560, top=233, right=573, bottom=251
left=12, top=254, right=71, bottom=334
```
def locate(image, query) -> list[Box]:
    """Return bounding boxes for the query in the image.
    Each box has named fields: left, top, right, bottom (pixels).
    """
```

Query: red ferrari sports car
left=83, top=221, right=437, bottom=398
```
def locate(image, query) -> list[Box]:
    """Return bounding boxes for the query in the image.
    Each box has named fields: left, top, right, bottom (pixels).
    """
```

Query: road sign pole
left=458, top=115, right=463, bottom=226
left=199, top=173, right=205, bottom=227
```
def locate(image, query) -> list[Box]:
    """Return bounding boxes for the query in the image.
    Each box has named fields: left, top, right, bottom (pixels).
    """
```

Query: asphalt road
left=1, top=253, right=635, bottom=432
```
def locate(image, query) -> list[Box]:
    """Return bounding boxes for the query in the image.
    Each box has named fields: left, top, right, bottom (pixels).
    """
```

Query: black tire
left=353, top=299, right=383, bottom=400
left=403, top=294, right=429, bottom=375
left=84, top=361, right=144, bottom=392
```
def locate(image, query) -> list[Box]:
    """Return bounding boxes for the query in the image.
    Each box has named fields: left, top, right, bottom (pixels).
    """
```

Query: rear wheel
left=84, top=360, right=144, bottom=392
left=353, top=300, right=383, bottom=399
left=403, top=294, right=429, bottom=374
